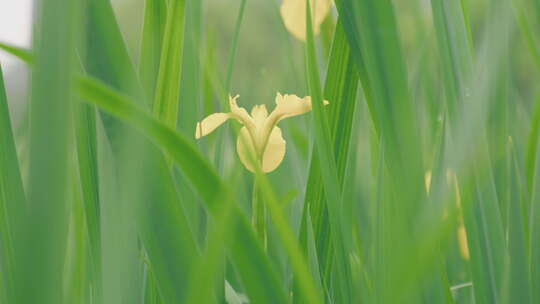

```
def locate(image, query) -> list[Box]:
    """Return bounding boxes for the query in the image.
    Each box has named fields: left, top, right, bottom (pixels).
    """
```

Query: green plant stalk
left=252, top=177, right=267, bottom=250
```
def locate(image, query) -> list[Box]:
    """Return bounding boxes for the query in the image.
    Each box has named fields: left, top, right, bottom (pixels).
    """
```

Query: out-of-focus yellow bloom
left=196, top=93, right=329, bottom=173
left=280, top=0, right=334, bottom=41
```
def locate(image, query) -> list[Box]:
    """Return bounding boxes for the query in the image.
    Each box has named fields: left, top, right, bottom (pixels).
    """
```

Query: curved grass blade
left=0, top=42, right=33, bottom=64
left=77, top=76, right=289, bottom=304
left=85, top=0, right=141, bottom=99
left=0, top=43, right=33, bottom=64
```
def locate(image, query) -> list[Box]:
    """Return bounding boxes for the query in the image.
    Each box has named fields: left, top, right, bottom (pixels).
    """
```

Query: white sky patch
left=0, top=0, right=33, bottom=71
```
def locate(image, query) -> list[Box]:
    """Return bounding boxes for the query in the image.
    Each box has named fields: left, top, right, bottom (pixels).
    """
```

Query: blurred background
left=1, top=0, right=540, bottom=303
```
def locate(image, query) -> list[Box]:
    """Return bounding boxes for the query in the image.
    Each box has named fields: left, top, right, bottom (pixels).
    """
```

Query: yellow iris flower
left=280, top=0, right=334, bottom=41
left=196, top=93, right=329, bottom=173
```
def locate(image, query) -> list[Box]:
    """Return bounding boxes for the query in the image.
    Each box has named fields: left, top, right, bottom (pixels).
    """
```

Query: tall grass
left=0, top=0, right=539, bottom=303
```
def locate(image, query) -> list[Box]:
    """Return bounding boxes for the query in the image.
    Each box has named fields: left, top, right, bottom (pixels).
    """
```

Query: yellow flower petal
left=237, top=126, right=258, bottom=172
left=280, top=0, right=333, bottom=41
left=197, top=93, right=320, bottom=174
left=261, top=127, right=286, bottom=173
left=195, top=113, right=230, bottom=139
left=237, top=126, right=286, bottom=173
left=251, top=104, right=268, bottom=126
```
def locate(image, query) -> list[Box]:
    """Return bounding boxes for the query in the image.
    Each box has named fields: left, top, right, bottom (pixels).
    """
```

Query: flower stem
left=252, top=177, right=267, bottom=250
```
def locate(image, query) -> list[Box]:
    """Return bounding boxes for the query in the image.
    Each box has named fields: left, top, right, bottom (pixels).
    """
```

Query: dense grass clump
left=0, top=0, right=539, bottom=303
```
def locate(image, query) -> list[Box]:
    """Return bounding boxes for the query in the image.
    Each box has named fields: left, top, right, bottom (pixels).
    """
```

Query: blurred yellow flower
left=280, top=0, right=334, bottom=41
left=196, top=93, right=329, bottom=173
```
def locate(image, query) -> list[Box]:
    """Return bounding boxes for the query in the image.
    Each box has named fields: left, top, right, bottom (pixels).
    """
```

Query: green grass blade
left=462, top=159, right=507, bottom=304
left=17, top=0, right=75, bottom=302
left=64, top=179, right=89, bottom=303
left=0, top=28, right=202, bottom=304
left=299, top=17, right=359, bottom=301
left=0, top=43, right=33, bottom=64
left=85, top=0, right=141, bottom=99
left=255, top=171, right=324, bottom=304
left=0, top=63, right=25, bottom=304
left=531, top=119, right=540, bottom=304
left=526, top=98, right=540, bottom=197
left=139, top=0, right=167, bottom=97
left=514, top=2, right=540, bottom=71
left=504, top=140, right=531, bottom=303
left=431, top=0, right=473, bottom=127
left=153, top=0, right=186, bottom=127
left=305, top=1, right=353, bottom=302
left=78, top=76, right=221, bottom=204
left=75, top=102, right=102, bottom=303
left=345, top=0, right=425, bottom=213
left=85, top=2, right=199, bottom=300
left=339, top=0, right=426, bottom=301
left=178, top=0, right=203, bottom=137
left=224, top=0, right=247, bottom=92
left=0, top=42, right=33, bottom=64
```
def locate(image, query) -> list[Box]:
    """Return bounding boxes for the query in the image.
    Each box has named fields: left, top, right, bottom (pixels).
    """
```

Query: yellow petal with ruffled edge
left=195, top=113, right=230, bottom=139
left=280, top=0, right=333, bottom=41
left=268, top=93, right=329, bottom=123
left=237, top=126, right=286, bottom=173
left=229, top=95, right=255, bottom=130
